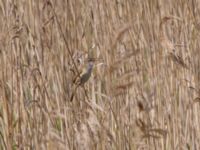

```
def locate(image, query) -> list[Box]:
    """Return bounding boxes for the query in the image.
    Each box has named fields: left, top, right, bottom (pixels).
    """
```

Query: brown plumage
left=70, top=60, right=94, bottom=102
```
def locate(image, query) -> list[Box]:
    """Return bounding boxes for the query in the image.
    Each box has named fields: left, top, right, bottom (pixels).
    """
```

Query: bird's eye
left=77, top=58, right=81, bottom=64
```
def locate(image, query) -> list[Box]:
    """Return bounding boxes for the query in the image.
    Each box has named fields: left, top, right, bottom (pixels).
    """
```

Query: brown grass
left=0, top=0, right=200, bottom=149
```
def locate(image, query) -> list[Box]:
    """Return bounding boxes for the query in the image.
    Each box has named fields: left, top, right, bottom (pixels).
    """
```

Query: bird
left=70, top=59, right=94, bottom=102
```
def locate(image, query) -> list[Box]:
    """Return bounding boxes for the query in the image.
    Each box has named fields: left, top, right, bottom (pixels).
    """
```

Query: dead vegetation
left=0, top=0, right=200, bottom=149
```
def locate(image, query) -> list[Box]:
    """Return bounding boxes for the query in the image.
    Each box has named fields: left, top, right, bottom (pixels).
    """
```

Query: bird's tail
left=70, top=85, right=78, bottom=102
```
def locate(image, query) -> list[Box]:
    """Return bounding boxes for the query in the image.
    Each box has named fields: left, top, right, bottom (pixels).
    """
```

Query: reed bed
left=0, top=0, right=200, bottom=149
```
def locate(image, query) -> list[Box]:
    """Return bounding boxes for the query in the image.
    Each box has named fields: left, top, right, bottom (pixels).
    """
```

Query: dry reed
left=0, top=0, right=200, bottom=150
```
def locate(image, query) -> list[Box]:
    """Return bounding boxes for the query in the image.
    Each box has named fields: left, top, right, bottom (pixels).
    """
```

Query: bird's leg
left=72, top=73, right=80, bottom=84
